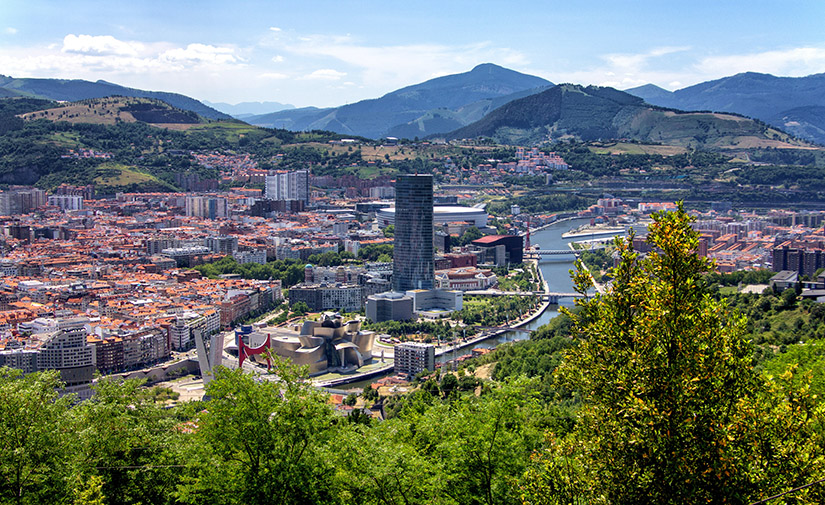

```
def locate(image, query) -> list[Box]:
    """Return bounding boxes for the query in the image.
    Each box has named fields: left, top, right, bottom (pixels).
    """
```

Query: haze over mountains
left=0, top=75, right=230, bottom=121
left=242, top=65, right=825, bottom=146
left=203, top=100, right=295, bottom=119
left=3, top=64, right=825, bottom=146
left=244, top=64, right=552, bottom=139
left=625, top=72, right=825, bottom=145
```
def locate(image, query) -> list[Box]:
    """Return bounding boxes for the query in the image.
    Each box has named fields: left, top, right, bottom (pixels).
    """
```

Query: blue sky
left=2, top=0, right=825, bottom=107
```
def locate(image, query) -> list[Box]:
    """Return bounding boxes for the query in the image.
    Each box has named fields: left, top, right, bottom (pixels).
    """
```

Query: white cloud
left=696, top=47, right=825, bottom=77
left=259, top=72, right=288, bottom=79
left=602, top=46, right=691, bottom=76
left=160, top=43, right=236, bottom=64
left=62, top=34, right=142, bottom=57
left=284, top=35, right=529, bottom=91
left=269, top=27, right=281, bottom=32
left=5, top=27, right=17, bottom=35
left=302, top=68, right=347, bottom=80
left=551, top=45, right=825, bottom=92
left=550, top=46, right=710, bottom=90
left=271, top=55, right=284, bottom=63
left=0, top=35, right=248, bottom=102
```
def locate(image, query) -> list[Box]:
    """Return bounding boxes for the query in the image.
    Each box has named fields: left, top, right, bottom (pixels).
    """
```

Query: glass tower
left=392, top=174, right=434, bottom=292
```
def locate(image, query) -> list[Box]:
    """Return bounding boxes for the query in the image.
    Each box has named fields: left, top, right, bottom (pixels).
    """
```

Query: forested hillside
left=0, top=97, right=362, bottom=192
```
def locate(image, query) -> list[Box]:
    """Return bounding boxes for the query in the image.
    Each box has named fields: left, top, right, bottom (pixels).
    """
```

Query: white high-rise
left=265, top=170, right=309, bottom=204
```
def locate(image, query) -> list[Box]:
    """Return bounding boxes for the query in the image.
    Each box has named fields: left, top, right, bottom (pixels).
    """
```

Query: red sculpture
left=238, top=334, right=271, bottom=370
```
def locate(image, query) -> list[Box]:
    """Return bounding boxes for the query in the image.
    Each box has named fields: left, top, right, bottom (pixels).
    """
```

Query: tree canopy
left=522, top=203, right=825, bottom=505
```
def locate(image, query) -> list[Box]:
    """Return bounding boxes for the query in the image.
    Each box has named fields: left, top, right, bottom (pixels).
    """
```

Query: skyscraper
left=392, top=174, right=434, bottom=291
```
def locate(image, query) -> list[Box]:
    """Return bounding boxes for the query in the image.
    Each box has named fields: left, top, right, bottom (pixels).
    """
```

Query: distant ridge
left=0, top=75, right=230, bottom=120
left=245, top=63, right=552, bottom=138
left=625, top=72, right=825, bottom=145
left=442, top=83, right=809, bottom=150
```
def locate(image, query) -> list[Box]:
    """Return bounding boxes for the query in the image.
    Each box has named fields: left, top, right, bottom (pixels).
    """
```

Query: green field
left=588, top=142, right=688, bottom=155
left=93, top=163, right=166, bottom=187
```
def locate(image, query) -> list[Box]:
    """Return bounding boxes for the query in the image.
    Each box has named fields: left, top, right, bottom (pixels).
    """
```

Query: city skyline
left=2, top=1, right=825, bottom=107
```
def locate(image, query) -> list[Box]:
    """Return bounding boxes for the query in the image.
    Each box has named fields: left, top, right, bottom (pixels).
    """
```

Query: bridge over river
left=524, top=243, right=610, bottom=261
left=465, top=289, right=584, bottom=303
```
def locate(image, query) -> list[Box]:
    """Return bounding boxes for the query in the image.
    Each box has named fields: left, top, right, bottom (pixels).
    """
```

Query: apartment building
left=265, top=170, right=310, bottom=204
left=288, top=283, right=364, bottom=313
left=394, top=342, right=435, bottom=378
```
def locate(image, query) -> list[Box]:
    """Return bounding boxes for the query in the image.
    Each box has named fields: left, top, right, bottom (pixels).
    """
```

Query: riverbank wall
left=314, top=363, right=395, bottom=388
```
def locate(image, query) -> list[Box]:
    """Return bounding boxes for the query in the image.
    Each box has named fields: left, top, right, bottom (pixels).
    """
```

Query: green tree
left=524, top=204, right=825, bottom=504
left=0, top=368, right=73, bottom=505
left=71, top=378, right=182, bottom=505
left=457, top=226, right=483, bottom=247
left=440, top=373, right=459, bottom=398
left=361, top=385, right=379, bottom=402
left=72, top=475, right=105, bottom=505
left=414, top=379, right=543, bottom=505
left=290, top=301, right=310, bottom=315
left=377, top=253, right=392, bottom=263
left=332, top=422, right=439, bottom=504
left=177, top=363, right=338, bottom=505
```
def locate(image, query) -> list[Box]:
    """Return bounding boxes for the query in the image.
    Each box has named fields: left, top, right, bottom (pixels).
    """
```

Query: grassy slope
left=92, top=163, right=165, bottom=187
left=19, top=98, right=139, bottom=125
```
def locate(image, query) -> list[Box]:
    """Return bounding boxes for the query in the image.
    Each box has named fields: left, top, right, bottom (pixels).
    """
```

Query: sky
left=2, top=1, right=825, bottom=108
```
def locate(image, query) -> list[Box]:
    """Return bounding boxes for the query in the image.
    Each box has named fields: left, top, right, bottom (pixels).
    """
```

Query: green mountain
left=385, top=85, right=551, bottom=139
left=0, top=75, right=230, bottom=121
left=443, top=83, right=809, bottom=150
left=625, top=72, right=825, bottom=145
left=0, top=96, right=295, bottom=192
left=769, top=105, right=825, bottom=144
left=245, top=63, right=551, bottom=138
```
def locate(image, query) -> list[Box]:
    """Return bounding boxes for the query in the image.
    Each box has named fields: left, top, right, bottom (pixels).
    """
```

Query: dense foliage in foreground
left=3, top=206, right=825, bottom=505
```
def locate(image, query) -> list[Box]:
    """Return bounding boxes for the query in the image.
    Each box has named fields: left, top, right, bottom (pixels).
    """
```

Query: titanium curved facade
left=392, top=174, right=434, bottom=291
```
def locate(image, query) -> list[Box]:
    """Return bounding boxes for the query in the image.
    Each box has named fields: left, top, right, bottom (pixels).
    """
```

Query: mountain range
left=625, top=73, right=825, bottom=145
left=0, top=75, right=230, bottom=121
left=3, top=65, right=825, bottom=147
left=244, top=63, right=551, bottom=138
left=245, top=66, right=825, bottom=145
left=441, top=83, right=806, bottom=151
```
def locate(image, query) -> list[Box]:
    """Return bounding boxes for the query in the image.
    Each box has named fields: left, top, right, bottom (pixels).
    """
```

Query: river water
left=436, top=217, right=596, bottom=359
left=334, top=218, right=598, bottom=390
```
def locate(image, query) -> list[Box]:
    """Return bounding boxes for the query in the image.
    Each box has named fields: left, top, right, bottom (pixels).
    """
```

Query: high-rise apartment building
left=0, top=188, right=47, bottom=215
left=392, top=174, right=434, bottom=292
left=185, top=196, right=228, bottom=220
left=394, top=342, right=435, bottom=377
left=265, top=170, right=309, bottom=204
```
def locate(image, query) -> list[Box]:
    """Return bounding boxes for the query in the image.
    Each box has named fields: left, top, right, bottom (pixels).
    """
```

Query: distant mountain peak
left=470, top=63, right=506, bottom=72
left=627, top=83, right=671, bottom=93
left=248, top=64, right=552, bottom=138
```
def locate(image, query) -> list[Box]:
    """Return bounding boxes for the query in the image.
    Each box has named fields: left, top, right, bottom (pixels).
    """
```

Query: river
left=435, top=217, right=600, bottom=360
left=333, top=217, right=598, bottom=391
